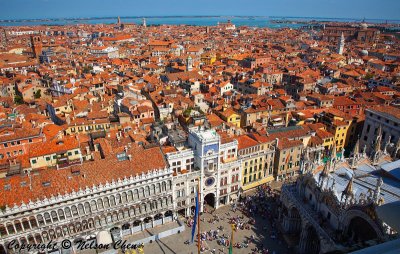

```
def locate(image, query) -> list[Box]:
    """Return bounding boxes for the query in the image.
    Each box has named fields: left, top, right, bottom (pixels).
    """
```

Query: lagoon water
left=1, top=16, right=399, bottom=27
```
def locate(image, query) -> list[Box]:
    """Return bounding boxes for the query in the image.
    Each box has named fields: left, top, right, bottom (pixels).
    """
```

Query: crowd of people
left=184, top=184, right=282, bottom=254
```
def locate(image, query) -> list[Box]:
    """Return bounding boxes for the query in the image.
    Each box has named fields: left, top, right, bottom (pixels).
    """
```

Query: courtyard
left=140, top=187, right=290, bottom=254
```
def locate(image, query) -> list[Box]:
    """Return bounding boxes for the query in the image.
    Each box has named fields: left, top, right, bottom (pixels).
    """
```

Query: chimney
left=275, top=138, right=279, bottom=148
left=128, top=155, right=132, bottom=161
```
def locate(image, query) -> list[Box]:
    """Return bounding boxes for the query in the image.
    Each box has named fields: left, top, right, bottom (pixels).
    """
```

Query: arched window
left=91, top=200, right=98, bottom=212
left=84, top=202, right=91, bottom=213
left=64, top=208, right=72, bottom=218
left=97, top=199, right=103, bottom=210
left=58, top=209, right=65, bottom=220
left=128, top=191, right=134, bottom=201
left=78, top=204, right=85, bottom=215
left=116, top=194, right=121, bottom=205
left=51, top=211, right=58, bottom=222
left=37, top=215, right=45, bottom=227
left=110, top=196, right=116, bottom=207
left=103, top=197, right=110, bottom=208
left=71, top=206, right=78, bottom=217
left=43, top=213, right=51, bottom=224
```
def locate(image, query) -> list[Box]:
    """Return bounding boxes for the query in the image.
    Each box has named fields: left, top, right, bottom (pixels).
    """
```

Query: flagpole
left=197, top=177, right=201, bottom=254
left=229, top=224, right=235, bottom=254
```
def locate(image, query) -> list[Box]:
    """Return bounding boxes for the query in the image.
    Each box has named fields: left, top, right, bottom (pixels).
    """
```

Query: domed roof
left=361, top=23, right=368, bottom=29
left=361, top=49, right=369, bottom=56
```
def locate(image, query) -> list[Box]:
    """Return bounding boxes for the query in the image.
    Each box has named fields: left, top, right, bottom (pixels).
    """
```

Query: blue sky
left=1, top=0, right=399, bottom=20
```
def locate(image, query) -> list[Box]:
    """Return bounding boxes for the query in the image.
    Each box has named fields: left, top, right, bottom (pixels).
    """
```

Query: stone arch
left=82, top=220, right=88, bottom=230
left=88, top=218, right=95, bottom=229
left=29, top=216, right=38, bottom=229
left=116, top=193, right=122, bottom=205
left=165, top=210, right=173, bottom=217
left=342, top=209, right=383, bottom=241
left=21, top=218, right=30, bottom=231
left=43, top=212, right=52, bottom=224
left=157, top=182, right=161, bottom=193
left=51, top=210, right=58, bottom=223
left=162, top=181, right=167, bottom=192
left=103, top=196, right=110, bottom=208
left=121, top=192, right=128, bottom=203
left=133, top=220, right=141, bottom=227
left=28, top=234, right=36, bottom=244
left=55, top=227, right=63, bottom=238
left=84, top=202, right=91, bottom=214
left=14, top=219, right=23, bottom=232
left=34, top=233, right=42, bottom=243
left=94, top=217, right=101, bottom=228
left=144, top=216, right=153, bottom=223
left=151, top=184, right=156, bottom=195
left=129, top=206, right=136, bottom=217
left=20, top=237, right=28, bottom=245
left=130, top=190, right=136, bottom=200
left=97, top=198, right=104, bottom=210
left=91, top=200, right=98, bottom=211
left=0, top=244, right=6, bottom=254
left=139, top=187, right=145, bottom=198
left=110, top=195, right=116, bottom=207
left=154, top=213, right=163, bottom=220
left=71, top=205, right=79, bottom=217
left=300, top=225, right=320, bottom=254
left=204, top=193, right=216, bottom=208
left=0, top=224, right=6, bottom=237
left=145, top=185, right=150, bottom=196
left=68, top=224, right=76, bottom=235
left=58, top=209, right=65, bottom=220
left=78, top=203, right=85, bottom=215
left=6, top=222, right=15, bottom=234
left=64, top=207, right=72, bottom=218
left=112, top=211, right=119, bottom=222
left=36, top=214, right=45, bottom=227
left=42, top=231, right=50, bottom=242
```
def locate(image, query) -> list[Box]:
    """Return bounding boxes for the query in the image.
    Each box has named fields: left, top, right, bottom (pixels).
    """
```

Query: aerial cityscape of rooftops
left=1, top=1, right=400, bottom=254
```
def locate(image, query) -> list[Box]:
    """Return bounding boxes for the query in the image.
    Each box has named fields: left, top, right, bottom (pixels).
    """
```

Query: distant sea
left=1, top=16, right=399, bottom=27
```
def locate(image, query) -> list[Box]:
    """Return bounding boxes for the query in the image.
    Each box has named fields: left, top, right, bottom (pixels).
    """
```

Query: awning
left=96, top=230, right=113, bottom=245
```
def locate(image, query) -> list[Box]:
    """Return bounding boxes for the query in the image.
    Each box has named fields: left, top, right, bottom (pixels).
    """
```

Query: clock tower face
left=205, top=177, right=215, bottom=187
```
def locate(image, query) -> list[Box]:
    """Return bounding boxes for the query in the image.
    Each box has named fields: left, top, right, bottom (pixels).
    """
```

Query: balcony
left=56, top=158, right=82, bottom=169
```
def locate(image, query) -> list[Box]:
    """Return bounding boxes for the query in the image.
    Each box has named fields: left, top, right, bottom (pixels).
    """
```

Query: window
left=46, top=157, right=50, bottom=161
left=32, top=159, right=37, bottom=164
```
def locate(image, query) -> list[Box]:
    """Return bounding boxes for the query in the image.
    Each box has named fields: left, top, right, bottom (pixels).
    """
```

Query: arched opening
left=144, top=217, right=153, bottom=223
left=190, top=206, right=196, bottom=216
left=347, top=216, right=378, bottom=243
left=303, top=226, right=320, bottom=254
left=178, top=208, right=186, bottom=217
left=204, top=193, right=216, bottom=208
left=0, top=244, right=6, bottom=254
left=154, top=213, right=163, bottom=220
left=165, top=210, right=173, bottom=217
left=133, top=220, right=141, bottom=227
left=122, top=223, right=130, bottom=230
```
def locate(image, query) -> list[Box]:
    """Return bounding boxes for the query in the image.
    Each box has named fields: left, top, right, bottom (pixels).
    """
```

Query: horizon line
left=1, top=15, right=400, bottom=22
